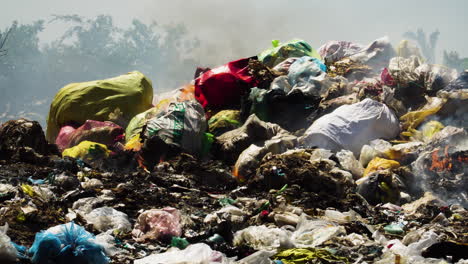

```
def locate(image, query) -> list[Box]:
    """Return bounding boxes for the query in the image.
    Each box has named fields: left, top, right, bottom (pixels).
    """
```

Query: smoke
left=0, top=0, right=467, bottom=126
left=411, top=127, right=468, bottom=207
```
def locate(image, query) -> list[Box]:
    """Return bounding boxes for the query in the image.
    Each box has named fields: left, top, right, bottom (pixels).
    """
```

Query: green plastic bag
left=125, top=107, right=161, bottom=142
left=46, top=71, right=153, bottom=142
left=207, top=110, right=241, bottom=136
left=258, top=39, right=321, bottom=68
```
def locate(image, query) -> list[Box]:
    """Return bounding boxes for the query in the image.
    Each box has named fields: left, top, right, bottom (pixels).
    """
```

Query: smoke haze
left=2, top=0, right=468, bottom=63
left=0, top=0, right=467, bottom=125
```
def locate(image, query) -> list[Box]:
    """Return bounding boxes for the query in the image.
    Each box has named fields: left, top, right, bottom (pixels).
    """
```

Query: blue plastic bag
left=287, top=56, right=328, bottom=97
left=29, top=222, right=109, bottom=264
left=288, top=56, right=327, bottom=80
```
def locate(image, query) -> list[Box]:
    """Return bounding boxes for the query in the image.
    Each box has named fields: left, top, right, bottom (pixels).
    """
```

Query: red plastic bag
left=195, top=58, right=258, bottom=110
left=381, top=68, right=396, bottom=86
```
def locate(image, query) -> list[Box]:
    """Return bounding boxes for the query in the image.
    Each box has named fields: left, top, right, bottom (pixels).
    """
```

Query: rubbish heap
left=0, top=37, right=467, bottom=264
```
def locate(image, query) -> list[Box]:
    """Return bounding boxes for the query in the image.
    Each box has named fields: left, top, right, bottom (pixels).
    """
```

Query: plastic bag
left=233, top=225, right=291, bottom=251
left=356, top=171, right=402, bottom=205
left=318, top=40, right=364, bottom=63
left=132, top=207, right=182, bottom=242
left=258, top=39, right=321, bottom=68
left=134, top=243, right=233, bottom=264
left=56, top=120, right=124, bottom=151
left=300, top=98, right=399, bottom=156
left=0, top=224, right=17, bottom=263
left=127, top=84, right=196, bottom=142
left=437, top=70, right=468, bottom=100
left=388, top=56, right=422, bottom=87
left=414, top=63, right=457, bottom=93
left=208, top=110, right=241, bottom=136
left=84, top=207, right=132, bottom=233
left=62, top=141, right=110, bottom=161
left=407, top=120, right=445, bottom=142
left=377, top=231, right=439, bottom=264
left=237, top=250, right=275, bottom=264
left=195, top=58, right=258, bottom=110
left=234, top=133, right=297, bottom=181
left=383, top=141, right=423, bottom=162
left=125, top=107, right=161, bottom=142
left=274, top=248, right=350, bottom=264
left=359, top=139, right=393, bottom=167
left=29, top=222, right=109, bottom=264
left=396, top=40, right=423, bottom=60
left=46, top=71, right=153, bottom=142
left=291, top=215, right=345, bottom=248
left=363, top=157, right=400, bottom=177
left=272, top=57, right=300, bottom=74
left=152, top=84, right=196, bottom=108
left=400, top=97, right=445, bottom=132
left=348, top=36, right=395, bottom=70
left=287, top=56, right=328, bottom=97
left=204, top=205, right=247, bottom=225
left=336, top=150, right=364, bottom=179
left=144, top=100, right=206, bottom=155
left=215, top=114, right=290, bottom=163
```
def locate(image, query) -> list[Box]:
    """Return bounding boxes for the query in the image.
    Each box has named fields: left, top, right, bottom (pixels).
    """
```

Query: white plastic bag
left=134, top=243, right=233, bottom=264
left=84, top=207, right=132, bottom=233
left=336, top=149, right=364, bottom=178
left=291, top=215, right=346, bottom=248
left=233, top=225, right=291, bottom=251
left=301, top=98, right=399, bottom=156
left=0, top=224, right=17, bottom=263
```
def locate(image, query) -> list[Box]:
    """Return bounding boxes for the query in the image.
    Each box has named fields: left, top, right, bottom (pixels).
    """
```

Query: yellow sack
left=62, top=141, right=110, bottom=161
left=363, top=157, right=400, bottom=177
left=46, top=71, right=153, bottom=142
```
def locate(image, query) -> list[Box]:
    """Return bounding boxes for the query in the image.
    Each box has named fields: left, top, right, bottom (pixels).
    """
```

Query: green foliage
left=443, top=50, right=468, bottom=72
left=0, top=15, right=200, bottom=125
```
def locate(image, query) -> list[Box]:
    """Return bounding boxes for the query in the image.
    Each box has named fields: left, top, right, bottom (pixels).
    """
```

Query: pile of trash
left=0, top=37, right=467, bottom=264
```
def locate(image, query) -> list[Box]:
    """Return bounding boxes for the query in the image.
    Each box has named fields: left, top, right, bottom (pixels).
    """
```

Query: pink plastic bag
left=132, top=207, right=182, bottom=242
left=55, top=120, right=124, bottom=151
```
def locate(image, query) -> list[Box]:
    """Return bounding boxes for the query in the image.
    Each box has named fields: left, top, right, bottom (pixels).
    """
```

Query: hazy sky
left=2, top=0, right=467, bottom=65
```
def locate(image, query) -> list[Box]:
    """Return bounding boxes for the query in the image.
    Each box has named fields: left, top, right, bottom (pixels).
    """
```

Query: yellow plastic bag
left=124, top=134, right=143, bottom=152
left=400, top=97, right=446, bottom=138
left=274, top=248, right=350, bottom=264
left=363, top=157, right=400, bottom=177
left=403, top=120, right=445, bottom=142
left=62, top=141, right=110, bottom=161
left=421, top=120, right=445, bottom=140
left=46, top=71, right=153, bottom=142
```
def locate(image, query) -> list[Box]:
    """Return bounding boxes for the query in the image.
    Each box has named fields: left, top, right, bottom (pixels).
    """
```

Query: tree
left=0, top=15, right=200, bottom=125
left=403, top=28, right=439, bottom=63
left=443, top=50, right=468, bottom=72
left=0, top=27, right=12, bottom=57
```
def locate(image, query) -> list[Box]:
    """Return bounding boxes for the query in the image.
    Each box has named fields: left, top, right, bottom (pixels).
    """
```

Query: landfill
left=0, top=37, right=467, bottom=264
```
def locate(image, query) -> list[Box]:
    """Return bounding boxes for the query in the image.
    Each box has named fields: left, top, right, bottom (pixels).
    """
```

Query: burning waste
left=0, top=37, right=467, bottom=264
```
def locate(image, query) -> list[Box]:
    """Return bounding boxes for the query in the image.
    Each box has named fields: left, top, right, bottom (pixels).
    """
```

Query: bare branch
left=0, top=27, right=12, bottom=57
